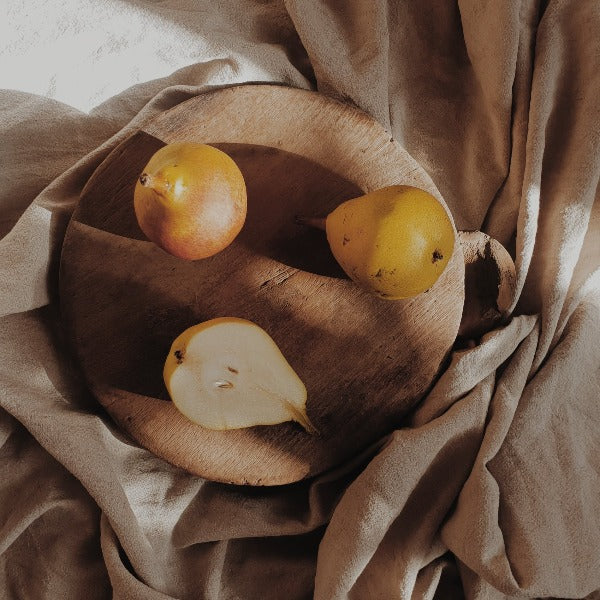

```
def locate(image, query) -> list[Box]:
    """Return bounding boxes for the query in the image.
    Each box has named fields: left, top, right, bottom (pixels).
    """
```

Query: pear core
left=163, top=317, right=318, bottom=434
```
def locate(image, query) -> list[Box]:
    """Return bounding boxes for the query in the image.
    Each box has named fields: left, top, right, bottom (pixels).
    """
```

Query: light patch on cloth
left=0, top=0, right=291, bottom=114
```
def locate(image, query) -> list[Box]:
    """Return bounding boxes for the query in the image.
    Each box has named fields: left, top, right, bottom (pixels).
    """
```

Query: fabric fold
left=1, top=0, right=598, bottom=598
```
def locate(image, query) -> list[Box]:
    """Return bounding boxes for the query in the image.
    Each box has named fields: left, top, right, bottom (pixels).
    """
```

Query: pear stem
left=253, top=383, right=321, bottom=436
left=294, top=215, right=327, bottom=231
left=139, top=172, right=152, bottom=187
left=139, top=172, right=170, bottom=196
left=285, top=402, right=321, bottom=436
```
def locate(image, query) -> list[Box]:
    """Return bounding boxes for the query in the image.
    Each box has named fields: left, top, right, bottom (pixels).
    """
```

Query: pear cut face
left=164, top=318, right=316, bottom=433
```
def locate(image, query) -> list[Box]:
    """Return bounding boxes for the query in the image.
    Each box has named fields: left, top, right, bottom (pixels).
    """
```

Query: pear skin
left=134, top=143, right=247, bottom=260
left=325, top=185, right=455, bottom=299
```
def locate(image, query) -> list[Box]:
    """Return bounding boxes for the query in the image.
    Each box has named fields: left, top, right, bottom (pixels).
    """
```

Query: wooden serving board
left=59, top=85, right=465, bottom=485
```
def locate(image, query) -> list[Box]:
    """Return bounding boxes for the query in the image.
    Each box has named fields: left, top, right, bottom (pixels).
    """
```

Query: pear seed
left=215, top=380, right=234, bottom=389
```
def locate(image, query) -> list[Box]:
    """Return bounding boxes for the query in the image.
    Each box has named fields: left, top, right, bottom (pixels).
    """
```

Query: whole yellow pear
left=325, top=185, right=455, bottom=299
left=134, top=142, right=247, bottom=260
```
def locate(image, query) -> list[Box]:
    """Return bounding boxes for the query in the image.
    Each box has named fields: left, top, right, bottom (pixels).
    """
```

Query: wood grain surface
left=59, top=84, right=465, bottom=485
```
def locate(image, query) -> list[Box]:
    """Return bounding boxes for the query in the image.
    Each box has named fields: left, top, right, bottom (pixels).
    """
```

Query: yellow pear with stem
left=297, top=185, right=455, bottom=299
left=134, top=142, right=247, bottom=260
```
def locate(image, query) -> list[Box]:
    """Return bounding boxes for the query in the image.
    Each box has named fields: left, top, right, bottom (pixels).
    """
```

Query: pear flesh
left=163, top=318, right=318, bottom=434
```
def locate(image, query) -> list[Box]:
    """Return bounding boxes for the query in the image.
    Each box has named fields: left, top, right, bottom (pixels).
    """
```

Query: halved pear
left=163, top=317, right=318, bottom=434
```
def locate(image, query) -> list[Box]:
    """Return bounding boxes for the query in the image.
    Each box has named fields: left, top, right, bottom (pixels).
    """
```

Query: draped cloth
left=1, top=1, right=598, bottom=598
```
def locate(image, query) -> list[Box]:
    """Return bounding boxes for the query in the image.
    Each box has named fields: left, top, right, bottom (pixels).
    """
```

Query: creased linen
left=1, top=0, right=599, bottom=599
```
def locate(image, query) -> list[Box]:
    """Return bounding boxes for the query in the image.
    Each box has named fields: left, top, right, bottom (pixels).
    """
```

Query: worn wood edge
left=92, top=382, right=311, bottom=486
left=458, top=230, right=517, bottom=339
left=144, top=88, right=452, bottom=206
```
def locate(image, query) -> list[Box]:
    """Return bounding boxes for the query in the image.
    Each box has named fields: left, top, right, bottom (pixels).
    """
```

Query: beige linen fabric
left=1, top=1, right=599, bottom=598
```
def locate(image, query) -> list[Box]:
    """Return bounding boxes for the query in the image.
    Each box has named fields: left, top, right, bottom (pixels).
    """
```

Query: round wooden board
left=59, top=84, right=465, bottom=485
